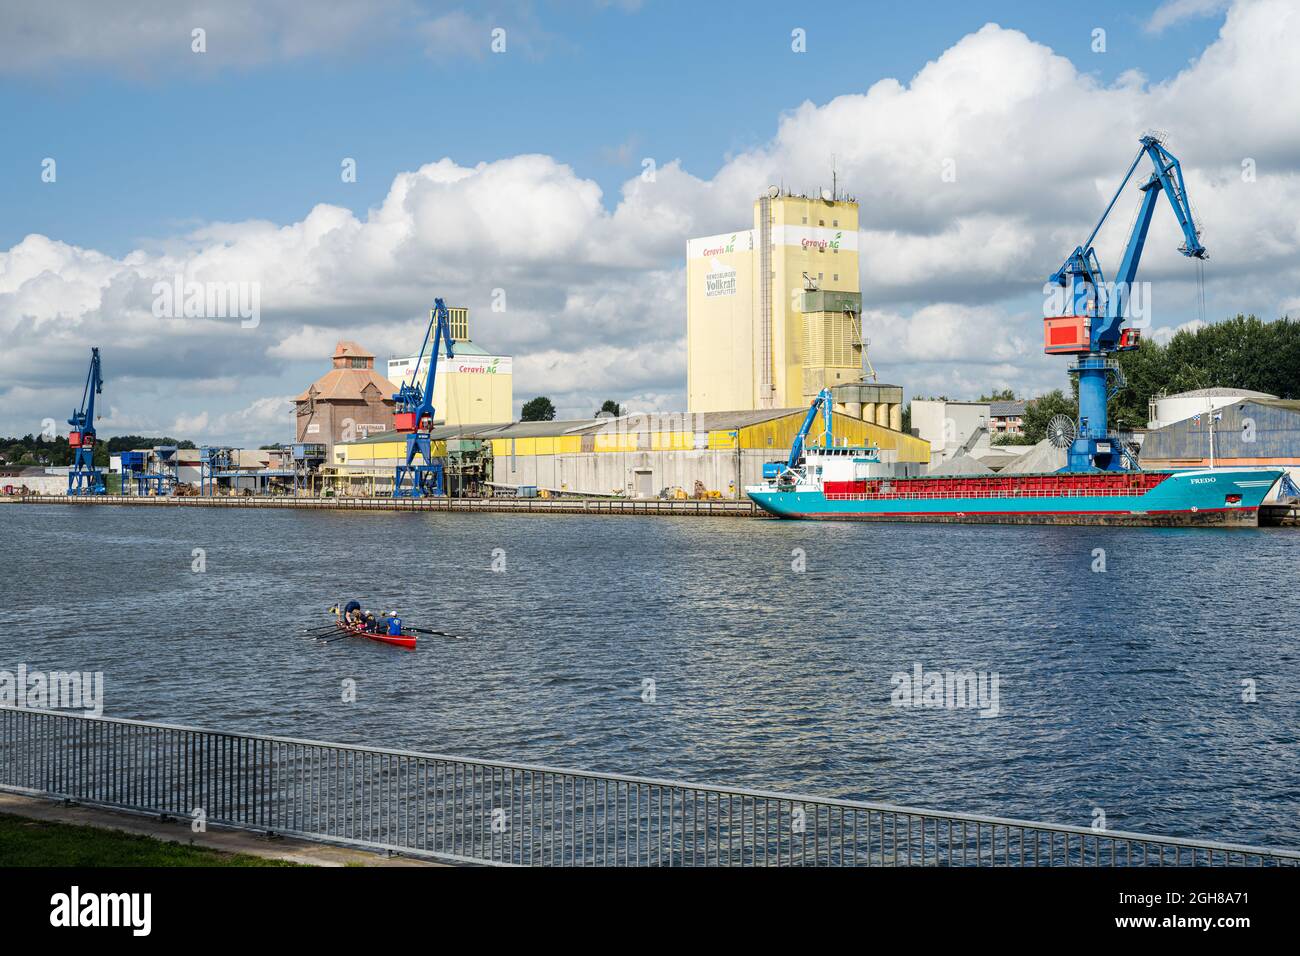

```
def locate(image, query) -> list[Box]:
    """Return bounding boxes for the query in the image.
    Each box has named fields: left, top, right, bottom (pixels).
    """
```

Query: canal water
left=1, top=504, right=1296, bottom=847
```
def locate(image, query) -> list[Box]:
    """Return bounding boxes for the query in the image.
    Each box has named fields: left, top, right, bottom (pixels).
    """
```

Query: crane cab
left=1043, top=315, right=1091, bottom=355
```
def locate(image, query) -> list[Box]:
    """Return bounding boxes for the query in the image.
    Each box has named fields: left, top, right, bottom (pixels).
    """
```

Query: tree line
left=519, top=398, right=624, bottom=422
left=0, top=435, right=195, bottom=468
left=913, top=315, right=1298, bottom=443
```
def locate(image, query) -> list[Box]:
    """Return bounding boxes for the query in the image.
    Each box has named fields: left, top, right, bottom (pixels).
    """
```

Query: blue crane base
left=67, top=448, right=106, bottom=495
left=392, top=463, right=444, bottom=498
left=392, top=432, right=445, bottom=498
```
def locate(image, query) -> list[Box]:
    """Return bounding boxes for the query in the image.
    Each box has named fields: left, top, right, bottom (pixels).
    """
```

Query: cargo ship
left=748, top=134, right=1288, bottom=527
left=746, top=444, right=1284, bottom=527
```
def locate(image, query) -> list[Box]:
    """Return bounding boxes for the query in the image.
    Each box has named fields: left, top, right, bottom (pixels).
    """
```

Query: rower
left=386, top=611, right=402, bottom=636
left=342, top=600, right=362, bottom=626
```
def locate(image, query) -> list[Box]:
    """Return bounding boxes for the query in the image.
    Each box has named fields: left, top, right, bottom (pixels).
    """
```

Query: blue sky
left=2, top=1, right=1225, bottom=255
left=6, top=0, right=1296, bottom=446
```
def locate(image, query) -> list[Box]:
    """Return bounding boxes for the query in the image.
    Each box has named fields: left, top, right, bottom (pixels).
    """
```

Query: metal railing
left=2, top=707, right=1296, bottom=867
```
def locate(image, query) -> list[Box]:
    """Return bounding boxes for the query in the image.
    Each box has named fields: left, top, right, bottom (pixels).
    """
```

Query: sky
left=2, top=0, right=1297, bottom=446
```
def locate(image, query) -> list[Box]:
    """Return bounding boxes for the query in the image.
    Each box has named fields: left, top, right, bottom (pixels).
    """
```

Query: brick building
left=294, top=341, right=395, bottom=459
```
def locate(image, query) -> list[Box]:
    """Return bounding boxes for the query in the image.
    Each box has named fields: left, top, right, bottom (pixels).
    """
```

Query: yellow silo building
left=686, top=191, right=902, bottom=430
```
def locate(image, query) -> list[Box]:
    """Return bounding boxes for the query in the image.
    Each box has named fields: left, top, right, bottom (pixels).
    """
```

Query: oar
left=406, top=626, right=468, bottom=640
left=315, top=632, right=356, bottom=645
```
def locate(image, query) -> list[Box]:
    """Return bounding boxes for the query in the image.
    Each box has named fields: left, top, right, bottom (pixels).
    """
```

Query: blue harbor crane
left=391, top=299, right=455, bottom=497
left=67, top=347, right=106, bottom=495
left=1047, top=134, right=1207, bottom=472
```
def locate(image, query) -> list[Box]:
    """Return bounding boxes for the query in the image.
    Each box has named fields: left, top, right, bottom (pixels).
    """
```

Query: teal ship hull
left=747, top=467, right=1284, bottom=527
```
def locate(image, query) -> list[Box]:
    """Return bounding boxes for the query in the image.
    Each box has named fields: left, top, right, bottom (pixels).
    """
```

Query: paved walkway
left=0, top=792, right=441, bottom=866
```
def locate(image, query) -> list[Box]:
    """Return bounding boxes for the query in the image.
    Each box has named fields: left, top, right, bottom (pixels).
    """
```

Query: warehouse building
left=687, top=190, right=902, bottom=418
left=332, top=407, right=930, bottom=498
left=911, top=399, right=993, bottom=465
left=1141, top=396, right=1300, bottom=498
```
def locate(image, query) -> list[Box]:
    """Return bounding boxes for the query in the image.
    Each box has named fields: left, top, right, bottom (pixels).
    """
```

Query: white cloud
left=863, top=304, right=1033, bottom=365
left=4, top=0, right=1300, bottom=445
left=1146, top=0, right=1232, bottom=34
left=182, top=396, right=296, bottom=442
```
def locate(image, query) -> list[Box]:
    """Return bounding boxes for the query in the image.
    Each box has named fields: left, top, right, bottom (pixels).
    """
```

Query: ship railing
left=2, top=708, right=1296, bottom=867
left=824, top=488, right=1138, bottom=501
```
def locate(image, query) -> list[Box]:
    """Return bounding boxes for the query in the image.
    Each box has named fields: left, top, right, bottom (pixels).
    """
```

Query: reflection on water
left=1, top=504, right=1296, bottom=846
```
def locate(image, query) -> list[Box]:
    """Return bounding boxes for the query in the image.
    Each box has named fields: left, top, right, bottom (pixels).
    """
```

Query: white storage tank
left=1147, top=388, right=1277, bottom=429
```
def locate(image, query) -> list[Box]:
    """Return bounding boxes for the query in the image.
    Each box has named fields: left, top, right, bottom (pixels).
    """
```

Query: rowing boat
left=334, top=620, right=418, bottom=650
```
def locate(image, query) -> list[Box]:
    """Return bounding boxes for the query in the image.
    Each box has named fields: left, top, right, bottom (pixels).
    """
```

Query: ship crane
left=391, top=298, right=454, bottom=497
left=786, top=387, right=835, bottom=470
left=763, top=387, right=835, bottom=482
left=1046, top=133, right=1207, bottom=472
left=67, top=347, right=106, bottom=495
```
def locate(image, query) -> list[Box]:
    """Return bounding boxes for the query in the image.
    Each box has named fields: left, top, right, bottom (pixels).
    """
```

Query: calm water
left=1, top=504, right=1297, bottom=847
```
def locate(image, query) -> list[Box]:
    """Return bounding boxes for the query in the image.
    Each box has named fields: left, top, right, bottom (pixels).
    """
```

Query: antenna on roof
left=832, top=154, right=837, bottom=201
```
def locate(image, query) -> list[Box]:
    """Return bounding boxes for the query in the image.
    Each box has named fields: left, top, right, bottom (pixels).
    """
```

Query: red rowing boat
left=334, top=620, right=417, bottom=650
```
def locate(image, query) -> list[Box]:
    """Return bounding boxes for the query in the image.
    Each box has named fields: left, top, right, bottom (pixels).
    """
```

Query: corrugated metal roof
left=335, top=405, right=921, bottom=447
left=1249, top=398, right=1300, bottom=413
left=340, top=422, right=515, bottom=445
left=566, top=408, right=802, bottom=435
left=482, top=419, right=603, bottom=438
left=1162, top=387, right=1278, bottom=400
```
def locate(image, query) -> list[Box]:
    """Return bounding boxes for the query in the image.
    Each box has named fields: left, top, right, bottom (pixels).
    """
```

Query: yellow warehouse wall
left=739, top=411, right=928, bottom=463
left=475, top=410, right=928, bottom=462
left=337, top=439, right=444, bottom=464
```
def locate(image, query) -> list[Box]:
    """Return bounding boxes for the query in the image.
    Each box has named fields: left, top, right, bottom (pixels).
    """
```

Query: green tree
left=597, top=399, right=623, bottom=417
left=104, top=435, right=191, bottom=454
left=1113, top=315, right=1300, bottom=426
left=1021, top=389, right=1078, bottom=443
left=520, top=396, right=556, bottom=422
left=978, top=388, right=1017, bottom=402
